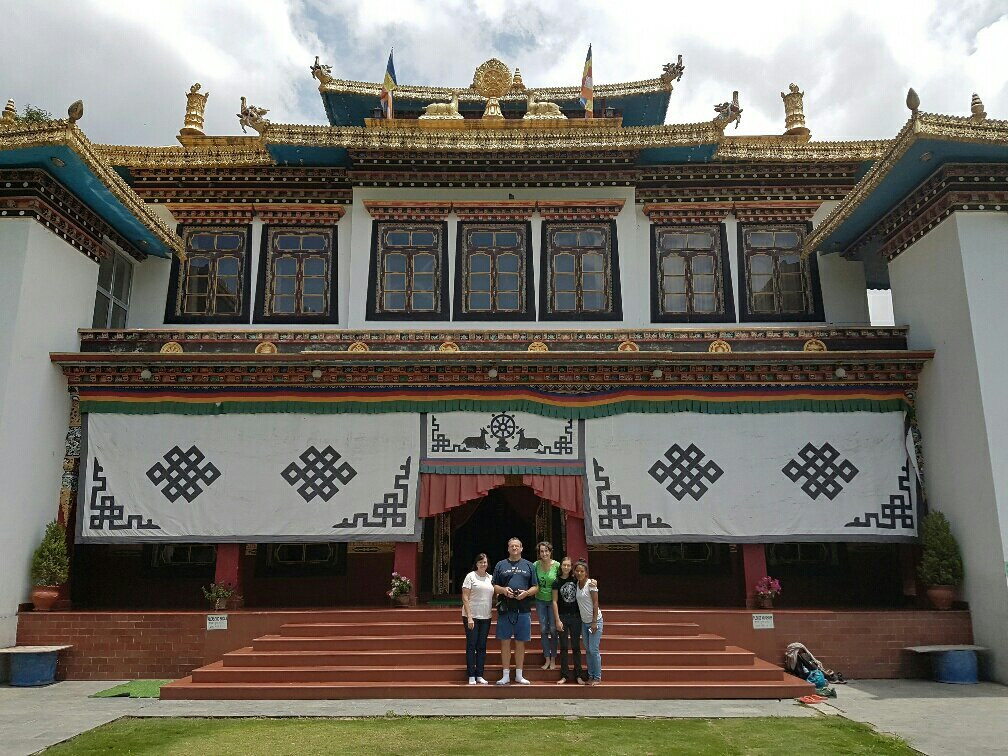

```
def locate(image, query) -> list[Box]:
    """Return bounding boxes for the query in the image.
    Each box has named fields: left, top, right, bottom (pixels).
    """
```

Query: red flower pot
left=926, top=585, right=956, bottom=610
left=31, top=586, right=60, bottom=612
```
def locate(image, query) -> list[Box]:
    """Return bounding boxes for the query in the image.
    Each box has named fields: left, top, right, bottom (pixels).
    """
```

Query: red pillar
left=564, top=512, right=588, bottom=562
left=213, top=543, right=244, bottom=609
left=741, top=543, right=767, bottom=609
left=393, top=542, right=420, bottom=606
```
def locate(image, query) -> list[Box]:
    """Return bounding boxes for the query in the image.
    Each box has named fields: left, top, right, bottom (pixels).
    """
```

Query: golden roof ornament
left=238, top=96, right=270, bottom=134
left=420, top=94, right=463, bottom=120
left=906, top=88, right=920, bottom=119
left=311, top=56, right=335, bottom=86
left=67, top=100, right=84, bottom=125
left=781, top=83, right=810, bottom=137
left=180, top=83, right=209, bottom=137
left=1, top=99, right=14, bottom=123
left=660, top=55, right=685, bottom=87
left=971, top=92, right=987, bottom=121
left=713, top=91, right=742, bottom=131
left=472, top=58, right=512, bottom=120
left=510, top=68, right=526, bottom=93
left=524, top=91, right=566, bottom=120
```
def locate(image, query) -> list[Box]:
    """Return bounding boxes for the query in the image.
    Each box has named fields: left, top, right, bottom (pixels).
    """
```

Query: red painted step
left=162, top=607, right=811, bottom=700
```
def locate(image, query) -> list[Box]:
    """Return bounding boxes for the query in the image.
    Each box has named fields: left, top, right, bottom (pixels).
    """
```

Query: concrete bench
left=905, top=645, right=987, bottom=684
left=0, top=645, right=72, bottom=687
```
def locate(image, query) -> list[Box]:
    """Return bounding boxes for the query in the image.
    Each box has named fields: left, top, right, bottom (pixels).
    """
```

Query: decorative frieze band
left=256, top=204, right=347, bottom=225
left=363, top=201, right=452, bottom=221
left=166, top=203, right=347, bottom=225
left=642, top=200, right=819, bottom=223
left=363, top=199, right=626, bottom=221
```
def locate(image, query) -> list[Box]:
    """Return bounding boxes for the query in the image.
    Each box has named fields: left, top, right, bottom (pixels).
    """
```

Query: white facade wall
left=0, top=221, right=98, bottom=646
left=889, top=212, right=1008, bottom=682
left=126, top=190, right=871, bottom=330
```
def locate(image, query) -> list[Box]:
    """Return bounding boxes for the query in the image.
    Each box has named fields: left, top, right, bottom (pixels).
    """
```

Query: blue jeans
left=463, top=617, right=491, bottom=678
left=581, top=615, right=603, bottom=681
left=535, top=599, right=557, bottom=659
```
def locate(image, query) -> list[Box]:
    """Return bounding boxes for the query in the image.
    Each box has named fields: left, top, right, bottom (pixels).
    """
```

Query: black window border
left=538, top=219, right=622, bottom=322
left=453, top=220, right=536, bottom=322
left=649, top=223, right=736, bottom=324
left=366, top=220, right=450, bottom=321
left=737, top=221, right=824, bottom=323
left=164, top=224, right=253, bottom=325
left=253, top=224, right=339, bottom=325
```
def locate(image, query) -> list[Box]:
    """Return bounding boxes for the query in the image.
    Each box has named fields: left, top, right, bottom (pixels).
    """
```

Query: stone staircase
left=161, top=607, right=811, bottom=699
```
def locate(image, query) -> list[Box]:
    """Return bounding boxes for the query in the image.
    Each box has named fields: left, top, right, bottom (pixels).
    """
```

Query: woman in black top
left=551, top=556, right=584, bottom=684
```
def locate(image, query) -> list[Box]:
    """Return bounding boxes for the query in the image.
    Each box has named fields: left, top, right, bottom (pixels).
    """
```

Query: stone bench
left=0, top=645, right=72, bottom=686
left=904, top=645, right=987, bottom=684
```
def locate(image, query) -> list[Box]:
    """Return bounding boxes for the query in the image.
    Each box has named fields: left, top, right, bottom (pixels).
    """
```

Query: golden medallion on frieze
left=254, top=341, right=278, bottom=354
left=803, top=338, right=827, bottom=352
left=708, top=339, right=732, bottom=353
left=159, top=341, right=184, bottom=354
left=471, top=58, right=512, bottom=120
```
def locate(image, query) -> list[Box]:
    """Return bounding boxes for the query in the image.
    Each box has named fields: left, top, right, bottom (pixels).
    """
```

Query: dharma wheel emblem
left=472, top=58, right=511, bottom=120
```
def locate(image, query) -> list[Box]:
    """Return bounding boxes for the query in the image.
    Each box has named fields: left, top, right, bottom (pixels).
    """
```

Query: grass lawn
left=45, top=715, right=913, bottom=755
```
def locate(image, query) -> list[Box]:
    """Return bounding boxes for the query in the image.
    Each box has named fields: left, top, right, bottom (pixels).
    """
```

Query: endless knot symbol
left=146, top=445, right=221, bottom=503
left=281, top=445, right=357, bottom=503
left=648, top=443, right=724, bottom=501
left=782, top=442, right=859, bottom=501
left=846, top=459, right=915, bottom=530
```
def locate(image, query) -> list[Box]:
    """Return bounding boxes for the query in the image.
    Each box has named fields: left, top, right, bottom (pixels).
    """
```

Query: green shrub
left=917, top=511, right=964, bottom=586
left=14, top=104, right=53, bottom=124
left=30, top=520, right=69, bottom=586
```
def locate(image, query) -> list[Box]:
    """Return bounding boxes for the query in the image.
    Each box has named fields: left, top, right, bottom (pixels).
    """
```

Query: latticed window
left=458, top=225, right=529, bottom=317
left=258, top=227, right=336, bottom=321
left=170, top=227, right=249, bottom=321
left=92, top=248, right=132, bottom=328
left=371, top=223, right=446, bottom=318
left=654, top=226, right=725, bottom=319
left=740, top=224, right=821, bottom=320
left=543, top=224, right=619, bottom=318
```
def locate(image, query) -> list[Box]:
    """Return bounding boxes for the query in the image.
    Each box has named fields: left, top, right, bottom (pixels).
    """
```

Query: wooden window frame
left=165, top=225, right=252, bottom=324
left=453, top=221, right=535, bottom=321
left=253, top=225, right=338, bottom=324
left=737, top=222, right=824, bottom=323
left=649, top=224, right=736, bottom=323
left=539, top=220, right=622, bottom=321
left=366, top=221, right=449, bottom=321
left=92, top=246, right=133, bottom=328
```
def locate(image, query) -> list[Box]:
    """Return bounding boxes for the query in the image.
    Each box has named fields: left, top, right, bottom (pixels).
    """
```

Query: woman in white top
left=574, top=558, right=603, bottom=685
left=461, top=553, right=494, bottom=685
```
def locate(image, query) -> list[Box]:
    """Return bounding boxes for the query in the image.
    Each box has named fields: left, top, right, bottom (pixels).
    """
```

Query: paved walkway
left=0, top=679, right=1006, bottom=754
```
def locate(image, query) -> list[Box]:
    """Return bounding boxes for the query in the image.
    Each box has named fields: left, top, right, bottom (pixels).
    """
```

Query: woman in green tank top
left=535, top=541, right=560, bottom=670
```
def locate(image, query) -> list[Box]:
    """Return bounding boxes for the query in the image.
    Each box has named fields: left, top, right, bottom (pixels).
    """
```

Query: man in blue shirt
left=492, top=536, right=538, bottom=685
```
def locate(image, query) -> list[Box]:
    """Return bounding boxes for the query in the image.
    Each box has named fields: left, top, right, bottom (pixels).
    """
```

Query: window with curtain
left=166, top=226, right=250, bottom=323
left=540, top=222, right=621, bottom=320
left=255, top=226, right=337, bottom=323
left=455, top=223, right=533, bottom=320
left=368, top=222, right=448, bottom=319
left=739, top=224, right=823, bottom=321
left=651, top=225, right=734, bottom=322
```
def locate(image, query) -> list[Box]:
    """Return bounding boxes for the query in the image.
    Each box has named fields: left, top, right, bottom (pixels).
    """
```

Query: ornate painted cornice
left=363, top=201, right=452, bottom=221
left=714, top=136, right=889, bottom=162
left=74, top=326, right=910, bottom=355
left=643, top=200, right=820, bottom=223
left=451, top=201, right=536, bottom=221
left=166, top=203, right=256, bottom=225
left=261, top=121, right=723, bottom=152
left=0, top=120, right=181, bottom=256
left=256, top=204, right=346, bottom=225
left=96, top=142, right=274, bottom=168
left=0, top=169, right=143, bottom=262
left=845, top=163, right=1008, bottom=262
left=165, top=201, right=347, bottom=226
left=128, top=166, right=351, bottom=205
left=805, top=112, right=1008, bottom=257
left=536, top=199, right=625, bottom=220
left=362, top=199, right=625, bottom=221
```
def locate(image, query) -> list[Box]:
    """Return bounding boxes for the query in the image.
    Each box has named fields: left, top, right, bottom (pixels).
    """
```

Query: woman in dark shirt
left=551, top=556, right=584, bottom=684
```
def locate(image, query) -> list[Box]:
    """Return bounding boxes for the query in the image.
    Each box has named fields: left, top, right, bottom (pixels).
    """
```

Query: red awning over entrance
left=419, top=473, right=583, bottom=519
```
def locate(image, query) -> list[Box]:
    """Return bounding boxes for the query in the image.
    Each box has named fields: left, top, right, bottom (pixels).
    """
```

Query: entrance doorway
left=423, top=484, right=565, bottom=597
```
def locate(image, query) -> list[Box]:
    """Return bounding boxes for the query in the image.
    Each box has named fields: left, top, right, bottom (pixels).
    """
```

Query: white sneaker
left=468, top=677, right=477, bottom=685
left=496, top=674, right=510, bottom=685
left=515, top=676, right=531, bottom=685
left=476, top=677, right=489, bottom=685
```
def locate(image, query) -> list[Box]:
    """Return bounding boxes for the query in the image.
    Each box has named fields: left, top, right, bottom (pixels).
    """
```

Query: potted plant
left=387, top=571, right=412, bottom=607
left=202, top=582, right=235, bottom=611
left=917, top=511, right=964, bottom=610
left=30, top=520, right=69, bottom=611
left=753, top=575, right=782, bottom=609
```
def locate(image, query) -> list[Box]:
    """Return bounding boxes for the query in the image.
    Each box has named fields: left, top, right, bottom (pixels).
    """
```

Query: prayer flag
left=380, top=50, right=397, bottom=119
left=580, top=44, right=593, bottom=118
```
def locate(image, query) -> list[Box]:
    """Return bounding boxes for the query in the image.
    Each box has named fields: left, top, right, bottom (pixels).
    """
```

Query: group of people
left=460, top=537, right=603, bottom=686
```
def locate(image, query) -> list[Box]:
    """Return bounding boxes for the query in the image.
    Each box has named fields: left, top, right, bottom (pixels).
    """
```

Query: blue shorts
left=495, top=611, right=532, bottom=641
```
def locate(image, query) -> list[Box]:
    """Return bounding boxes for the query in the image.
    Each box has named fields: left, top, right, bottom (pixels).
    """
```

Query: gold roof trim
left=0, top=119, right=182, bottom=256
left=316, top=74, right=676, bottom=101
left=715, top=135, right=890, bottom=161
left=804, top=112, right=1008, bottom=257
left=261, top=121, right=723, bottom=151
left=96, top=142, right=274, bottom=168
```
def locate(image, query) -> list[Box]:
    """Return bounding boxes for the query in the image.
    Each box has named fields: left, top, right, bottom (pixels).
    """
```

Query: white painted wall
left=812, top=200, right=870, bottom=325
left=0, top=221, right=98, bottom=647
left=889, top=212, right=1008, bottom=682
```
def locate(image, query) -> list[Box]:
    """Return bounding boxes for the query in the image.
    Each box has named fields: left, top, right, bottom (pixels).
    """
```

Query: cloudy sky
left=2, top=0, right=1005, bottom=146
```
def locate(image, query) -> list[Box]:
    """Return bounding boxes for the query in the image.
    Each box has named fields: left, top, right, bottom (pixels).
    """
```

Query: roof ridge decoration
left=804, top=110, right=1008, bottom=258
left=0, top=117, right=182, bottom=257
left=96, top=142, right=275, bottom=168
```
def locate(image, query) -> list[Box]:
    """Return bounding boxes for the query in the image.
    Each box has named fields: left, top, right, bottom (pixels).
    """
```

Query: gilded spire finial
left=67, top=100, right=83, bottom=125
left=906, top=88, right=920, bottom=119
left=180, top=83, right=209, bottom=137
left=511, top=67, right=526, bottom=93
left=1, top=98, right=15, bottom=123
left=971, top=92, right=987, bottom=121
left=780, top=83, right=810, bottom=137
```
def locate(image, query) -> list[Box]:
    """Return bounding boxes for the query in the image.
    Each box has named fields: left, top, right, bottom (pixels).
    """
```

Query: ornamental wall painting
left=79, top=413, right=421, bottom=542
left=581, top=411, right=918, bottom=543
